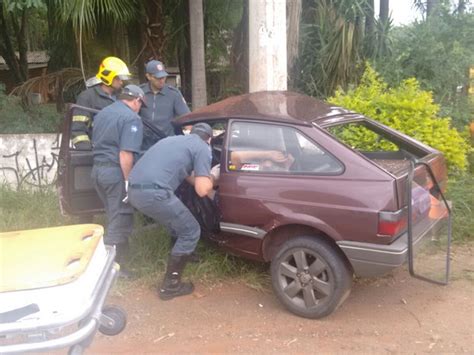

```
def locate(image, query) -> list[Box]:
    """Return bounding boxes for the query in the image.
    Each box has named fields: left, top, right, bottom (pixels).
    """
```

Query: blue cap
left=145, top=60, right=169, bottom=79
left=191, top=122, right=213, bottom=138
left=121, top=84, right=147, bottom=106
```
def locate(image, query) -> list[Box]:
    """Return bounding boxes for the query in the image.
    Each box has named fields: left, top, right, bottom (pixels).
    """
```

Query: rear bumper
left=337, top=214, right=446, bottom=277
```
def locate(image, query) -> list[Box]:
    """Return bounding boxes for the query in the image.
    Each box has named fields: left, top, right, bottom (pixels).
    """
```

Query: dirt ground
left=87, top=245, right=474, bottom=354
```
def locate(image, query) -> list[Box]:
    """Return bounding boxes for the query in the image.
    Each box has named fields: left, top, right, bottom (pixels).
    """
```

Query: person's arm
left=174, top=90, right=191, bottom=117
left=231, top=150, right=288, bottom=169
left=119, top=117, right=143, bottom=178
left=186, top=173, right=215, bottom=198
left=71, top=91, right=93, bottom=149
left=194, top=176, right=214, bottom=197
left=119, top=151, right=134, bottom=180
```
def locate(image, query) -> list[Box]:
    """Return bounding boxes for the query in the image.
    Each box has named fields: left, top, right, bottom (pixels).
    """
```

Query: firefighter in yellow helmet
left=71, top=56, right=131, bottom=150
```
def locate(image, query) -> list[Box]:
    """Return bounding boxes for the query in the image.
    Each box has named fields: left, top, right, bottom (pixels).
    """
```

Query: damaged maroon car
left=58, top=91, right=451, bottom=319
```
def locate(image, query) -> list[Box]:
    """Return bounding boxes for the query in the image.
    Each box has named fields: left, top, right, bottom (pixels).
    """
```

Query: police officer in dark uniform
left=91, top=84, right=144, bottom=278
left=139, top=60, right=190, bottom=150
left=128, top=123, right=218, bottom=300
left=72, top=56, right=131, bottom=150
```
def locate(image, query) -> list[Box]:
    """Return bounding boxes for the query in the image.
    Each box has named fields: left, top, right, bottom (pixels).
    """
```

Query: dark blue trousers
left=91, top=165, right=133, bottom=245
left=129, top=188, right=201, bottom=256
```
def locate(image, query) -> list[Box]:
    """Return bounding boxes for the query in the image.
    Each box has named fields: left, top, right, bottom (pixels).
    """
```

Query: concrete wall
left=0, top=133, right=60, bottom=189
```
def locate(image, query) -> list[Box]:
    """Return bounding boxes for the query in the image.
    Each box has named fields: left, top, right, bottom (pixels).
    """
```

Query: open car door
left=58, top=104, right=170, bottom=216
left=407, top=160, right=452, bottom=285
left=57, top=104, right=103, bottom=216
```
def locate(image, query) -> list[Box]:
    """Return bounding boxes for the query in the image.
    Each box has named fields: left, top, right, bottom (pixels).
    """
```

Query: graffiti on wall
left=0, top=134, right=60, bottom=190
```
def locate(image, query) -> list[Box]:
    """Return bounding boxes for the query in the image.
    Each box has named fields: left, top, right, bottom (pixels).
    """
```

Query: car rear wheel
left=271, top=236, right=352, bottom=319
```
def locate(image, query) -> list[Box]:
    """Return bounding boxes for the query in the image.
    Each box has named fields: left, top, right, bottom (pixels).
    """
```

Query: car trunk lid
left=395, top=153, right=447, bottom=210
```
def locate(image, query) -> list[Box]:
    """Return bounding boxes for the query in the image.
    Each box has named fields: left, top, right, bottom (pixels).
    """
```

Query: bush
left=329, top=65, right=470, bottom=172
left=372, top=10, right=474, bottom=129
left=0, top=84, right=61, bottom=134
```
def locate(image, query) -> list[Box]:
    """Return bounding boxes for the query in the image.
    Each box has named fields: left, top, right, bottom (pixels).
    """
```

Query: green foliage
left=328, top=123, right=399, bottom=152
left=372, top=10, right=474, bottom=129
left=0, top=85, right=61, bottom=133
left=204, top=0, right=242, bottom=69
left=329, top=65, right=470, bottom=172
left=4, top=0, right=45, bottom=11
left=296, top=0, right=369, bottom=97
left=53, top=0, right=139, bottom=37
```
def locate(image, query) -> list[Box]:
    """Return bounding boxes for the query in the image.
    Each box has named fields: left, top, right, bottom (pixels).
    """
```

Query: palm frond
left=53, top=0, right=139, bottom=36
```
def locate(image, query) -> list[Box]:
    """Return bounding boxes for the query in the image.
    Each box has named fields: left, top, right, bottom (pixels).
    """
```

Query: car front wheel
left=271, top=236, right=352, bottom=319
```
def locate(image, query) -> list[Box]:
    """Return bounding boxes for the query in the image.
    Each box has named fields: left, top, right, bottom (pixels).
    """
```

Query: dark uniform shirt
left=139, top=83, right=190, bottom=150
left=129, top=134, right=211, bottom=192
left=72, top=85, right=116, bottom=148
left=92, top=101, right=143, bottom=165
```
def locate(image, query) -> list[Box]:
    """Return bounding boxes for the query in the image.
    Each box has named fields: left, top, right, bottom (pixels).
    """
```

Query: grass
left=128, top=213, right=270, bottom=289
left=445, top=173, right=474, bottom=243
left=1, top=173, right=472, bottom=289
left=0, top=186, right=74, bottom=231
left=0, top=185, right=271, bottom=290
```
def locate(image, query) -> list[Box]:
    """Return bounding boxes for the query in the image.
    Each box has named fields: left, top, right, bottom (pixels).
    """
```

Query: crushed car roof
left=176, top=91, right=354, bottom=126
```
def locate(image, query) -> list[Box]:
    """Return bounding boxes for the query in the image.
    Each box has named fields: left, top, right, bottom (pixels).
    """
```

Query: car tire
left=271, top=236, right=352, bottom=319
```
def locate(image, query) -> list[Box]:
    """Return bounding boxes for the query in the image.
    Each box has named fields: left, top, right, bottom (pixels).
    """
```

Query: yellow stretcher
left=0, top=224, right=126, bottom=354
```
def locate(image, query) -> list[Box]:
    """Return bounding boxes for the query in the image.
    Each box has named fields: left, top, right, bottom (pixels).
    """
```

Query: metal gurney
left=0, top=224, right=126, bottom=354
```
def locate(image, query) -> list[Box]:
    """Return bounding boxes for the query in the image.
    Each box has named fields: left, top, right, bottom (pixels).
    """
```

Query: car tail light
left=378, top=209, right=407, bottom=238
left=378, top=183, right=432, bottom=238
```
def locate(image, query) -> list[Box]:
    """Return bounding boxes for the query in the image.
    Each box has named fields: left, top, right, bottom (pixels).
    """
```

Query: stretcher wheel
left=99, top=305, right=127, bottom=336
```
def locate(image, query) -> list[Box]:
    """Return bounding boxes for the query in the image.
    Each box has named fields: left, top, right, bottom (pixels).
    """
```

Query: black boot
left=114, top=242, right=136, bottom=280
left=188, top=251, right=200, bottom=263
left=159, top=254, right=194, bottom=300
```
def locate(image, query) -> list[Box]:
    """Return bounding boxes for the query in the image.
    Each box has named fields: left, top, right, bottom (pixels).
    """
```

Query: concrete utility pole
left=248, top=0, right=287, bottom=92
left=189, top=0, right=208, bottom=109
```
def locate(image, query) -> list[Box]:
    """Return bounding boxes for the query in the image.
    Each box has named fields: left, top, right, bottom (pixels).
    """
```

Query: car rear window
left=326, top=120, right=429, bottom=175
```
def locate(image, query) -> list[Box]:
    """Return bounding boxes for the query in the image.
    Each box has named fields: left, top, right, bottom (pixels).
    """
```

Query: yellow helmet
left=96, top=56, right=131, bottom=86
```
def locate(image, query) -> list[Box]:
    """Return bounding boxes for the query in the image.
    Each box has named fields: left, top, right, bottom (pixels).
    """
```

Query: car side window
left=228, top=121, right=343, bottom=174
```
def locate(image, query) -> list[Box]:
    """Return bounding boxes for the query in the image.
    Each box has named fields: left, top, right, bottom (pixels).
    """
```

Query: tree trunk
left=189, top=0, right=207, bottom=109
left=363, top=0, right=375, bottom=57
left=379, top=0, right=389, bottom=24
left=0, top=5, right=24, bottom=83
left=287, top=0, right=302, bottom=89
left=426, top=0, right=439, bottom=17
left=141, top=0, right=165, bottom=62
left=231, top=0, right=249, bottom=93
left=17, top=9, right=29, bottom=81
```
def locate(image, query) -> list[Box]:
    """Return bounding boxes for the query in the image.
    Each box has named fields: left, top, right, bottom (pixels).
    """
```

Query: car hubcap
left=278, top=249, right=332, bottom=309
